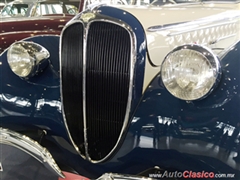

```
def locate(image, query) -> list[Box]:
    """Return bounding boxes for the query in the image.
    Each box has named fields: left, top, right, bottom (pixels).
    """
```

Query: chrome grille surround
left=60, top=10, right=137, bottom=163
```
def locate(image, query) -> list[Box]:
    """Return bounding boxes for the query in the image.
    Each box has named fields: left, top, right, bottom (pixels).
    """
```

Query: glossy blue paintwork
left=1, top=11, right=240, bottom=180
left=118, top=41, right=240, bottom=178
left=0, top=35, right=69, bottom=139
left=47, top=41, right=240, bottom=180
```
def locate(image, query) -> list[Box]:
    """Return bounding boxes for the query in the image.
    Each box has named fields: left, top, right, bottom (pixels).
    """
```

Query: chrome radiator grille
left=61, top=23, right=85, bottom=154
left=61, top=20, right=132, bottom=161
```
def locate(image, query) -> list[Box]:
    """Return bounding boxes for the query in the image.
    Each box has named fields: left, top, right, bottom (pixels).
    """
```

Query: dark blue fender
left=115, top=41, right=240, bottom=178
left=0, top=35, right=68, bottom=139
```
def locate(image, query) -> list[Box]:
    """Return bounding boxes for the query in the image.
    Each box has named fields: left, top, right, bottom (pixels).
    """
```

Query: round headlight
left=161, top=44, right=221, bottom=101
left=7, top=41, right=50, bottom=78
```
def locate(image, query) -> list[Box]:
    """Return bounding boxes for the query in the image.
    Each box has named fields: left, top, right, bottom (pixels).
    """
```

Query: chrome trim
left=83, top=20, right=90, bottom=160
left=7, top=41, right=50, bottom=78
left=161, top=44, right=222, bottom=101
left=147, top=11, right=240, bottom=33
left=59, top=20, right=87, bottom=161
left=0, top=128, right=64, bottom=178
left=168, top=21, right=238, bottom=36
left=147, top=21, right=189, bottom=32
left=60, top=10, right=137, bottom=163
left=84, top=15, right=137, bottom=163
left=97, top=173, right=155, bottom=180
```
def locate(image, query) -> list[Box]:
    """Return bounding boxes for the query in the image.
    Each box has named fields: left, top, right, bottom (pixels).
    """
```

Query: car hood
left=119, top=3, right=239, bottom=27
left=118, top=3, right=240, bottom=66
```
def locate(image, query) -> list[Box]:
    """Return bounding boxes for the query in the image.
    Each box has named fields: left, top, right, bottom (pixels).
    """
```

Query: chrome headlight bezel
left=161, top=44, right=221, bottom=101
left=7, top=41, right=50, bottom=78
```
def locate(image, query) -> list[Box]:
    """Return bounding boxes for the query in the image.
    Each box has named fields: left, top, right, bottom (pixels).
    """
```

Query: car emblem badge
left=0, top=162, right=3, bottom=171
left=81, top=13, right=95, bottom=23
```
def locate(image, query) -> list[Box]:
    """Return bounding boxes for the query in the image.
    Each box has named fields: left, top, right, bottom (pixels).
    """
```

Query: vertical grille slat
left=86, top=22, right=131, bottom=160
left=61, top=23, right=85, bottom=154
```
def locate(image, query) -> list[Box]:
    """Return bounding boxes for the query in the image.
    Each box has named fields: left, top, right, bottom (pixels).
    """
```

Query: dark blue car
left=0, top=1, right=240, bottom=179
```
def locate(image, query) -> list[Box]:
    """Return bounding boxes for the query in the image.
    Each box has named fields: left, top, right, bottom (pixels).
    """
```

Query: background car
left=0, top=0, right=81, bottom=53
left=1, top=0, right=240, bottom=180
left=0, top=0, right=79, bottom=17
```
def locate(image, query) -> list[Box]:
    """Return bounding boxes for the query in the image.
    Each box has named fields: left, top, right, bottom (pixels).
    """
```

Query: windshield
left=30, top=3, right=78, bottom=16
left=1, top=3, right=29, bottom=17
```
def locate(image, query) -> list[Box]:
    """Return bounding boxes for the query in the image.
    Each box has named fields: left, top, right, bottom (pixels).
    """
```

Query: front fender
left=114, top=41, right=240, bottom=178
left=0, top=35, right=66, bottom=139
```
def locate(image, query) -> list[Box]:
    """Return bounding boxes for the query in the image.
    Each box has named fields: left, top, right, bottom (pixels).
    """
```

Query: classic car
left=0, top=0, right=79, bottom=17
left=1, top=0, right=240, bottom=180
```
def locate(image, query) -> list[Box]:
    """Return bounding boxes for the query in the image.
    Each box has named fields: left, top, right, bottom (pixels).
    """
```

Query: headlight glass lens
left=7, top=43, right=34, bottom=77
left=161, top=45, right=221, bottom=101
left=7, top=41, right=50, bottom=78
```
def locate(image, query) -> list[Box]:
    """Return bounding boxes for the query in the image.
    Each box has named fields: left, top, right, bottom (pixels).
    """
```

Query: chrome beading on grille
left=60, top=11, right=137, bottom=162
left=60, top=21, right=86, bottom=159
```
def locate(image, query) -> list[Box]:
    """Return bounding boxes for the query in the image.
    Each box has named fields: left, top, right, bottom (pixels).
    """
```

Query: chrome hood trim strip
left=147, top=11, right=240, bottom=33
